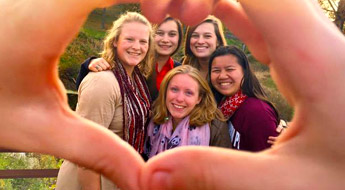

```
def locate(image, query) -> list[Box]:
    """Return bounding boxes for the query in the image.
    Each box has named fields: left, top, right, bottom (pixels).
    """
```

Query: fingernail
left=150, top=171, right=171, bottom=190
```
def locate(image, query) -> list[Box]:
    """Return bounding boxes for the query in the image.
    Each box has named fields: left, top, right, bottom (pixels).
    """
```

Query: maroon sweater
left=228, top=97, right=279, bottom=152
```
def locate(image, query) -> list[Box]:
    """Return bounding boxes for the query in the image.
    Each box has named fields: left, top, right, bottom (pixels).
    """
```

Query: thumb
left=140, top=146, right=322, bottom=190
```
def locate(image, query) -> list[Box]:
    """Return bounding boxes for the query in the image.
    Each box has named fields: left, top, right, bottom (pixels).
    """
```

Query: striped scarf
left=112, top=60, right=151, bottom=153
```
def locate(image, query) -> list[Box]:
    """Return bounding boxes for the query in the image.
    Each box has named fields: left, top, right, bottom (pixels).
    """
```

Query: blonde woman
left=56, top=12, right=154, bottom=190
left=144, top=65, right=230, bottom=159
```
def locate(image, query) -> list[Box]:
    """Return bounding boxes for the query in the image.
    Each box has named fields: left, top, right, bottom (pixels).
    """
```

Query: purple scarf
left=145, top=116, right=210, bottom=159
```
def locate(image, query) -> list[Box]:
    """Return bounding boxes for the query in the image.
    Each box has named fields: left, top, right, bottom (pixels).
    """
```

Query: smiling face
left=190, top=22, right=218, bottom=60
left=165, top=74, right=201, bottom=126
left=210, top=54, right=244, bottom=97
left=114, top=22, right=150, bottom=75
left=154, top=20, right=179, bottom=56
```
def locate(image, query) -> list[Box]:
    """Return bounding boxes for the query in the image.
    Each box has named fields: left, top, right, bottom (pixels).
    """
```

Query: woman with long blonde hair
left=56, top=12, right=154, bottom=190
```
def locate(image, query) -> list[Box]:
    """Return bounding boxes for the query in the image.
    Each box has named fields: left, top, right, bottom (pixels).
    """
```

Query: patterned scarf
left=144, top=116, right=210, bottom=159
left=112, top=60, right=151, bottom=153
left=218, top=90, right=247, bottom=120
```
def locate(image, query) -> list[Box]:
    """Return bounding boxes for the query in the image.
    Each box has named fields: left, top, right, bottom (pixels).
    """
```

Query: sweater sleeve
left=75, top=56, right=97, bottom=90
left=242, top=100, right=279, bottom=151
left=209, top=119, right=231, bottom=148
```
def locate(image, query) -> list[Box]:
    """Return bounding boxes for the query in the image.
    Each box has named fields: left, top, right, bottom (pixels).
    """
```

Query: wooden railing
left=0, top=148, right=59, bottom=179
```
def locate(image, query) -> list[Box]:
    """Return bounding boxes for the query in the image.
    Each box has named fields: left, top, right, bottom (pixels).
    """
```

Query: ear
left=113, top=40, right=117, bottom=48
left=197, top=95, right=202, bottom=105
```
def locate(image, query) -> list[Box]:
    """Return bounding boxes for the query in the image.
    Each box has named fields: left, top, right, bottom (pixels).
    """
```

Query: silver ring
left=95, top=65, right=100, bottom=70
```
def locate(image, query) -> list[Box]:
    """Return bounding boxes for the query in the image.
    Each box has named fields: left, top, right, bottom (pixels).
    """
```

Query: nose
left=132, top=40, right=140, bottom=50
left=196, top=36, right=205, bottom=44
left=175, top=92, right=184, bottom=102
left=218, top=70, right=228, bottom=79
left=162, top=34, right=169, bottom=43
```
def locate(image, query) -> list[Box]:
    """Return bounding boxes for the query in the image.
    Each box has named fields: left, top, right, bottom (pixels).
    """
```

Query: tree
left=319, top=0, right=345, bottom=33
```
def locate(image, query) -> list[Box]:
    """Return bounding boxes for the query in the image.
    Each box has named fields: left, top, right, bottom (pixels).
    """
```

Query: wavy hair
left=153, top=65, right=224, bottom=126
left=183, top=15, right=227, bottom=70
left=101, top=12, right=154, bottom=78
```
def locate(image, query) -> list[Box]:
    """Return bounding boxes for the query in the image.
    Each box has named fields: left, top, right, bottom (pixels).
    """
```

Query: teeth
left=128, top=52, right=140, bottom=56
left=220, top=82, right=231, bottom=86
left=196, top=46, right=207, bottom=50
left=173, top=104, right=184, bottom=109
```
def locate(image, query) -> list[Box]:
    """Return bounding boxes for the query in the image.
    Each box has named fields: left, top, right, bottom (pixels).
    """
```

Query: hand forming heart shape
left=0, top=0, right=345, bottom=189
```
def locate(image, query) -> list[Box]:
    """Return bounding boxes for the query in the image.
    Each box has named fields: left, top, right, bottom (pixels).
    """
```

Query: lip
left=158, top=44, right=172, bottom=49
left=172, top=103, right=185, bottom=109
left=127, top=51, right=141, bottom=56
left=193, top=46, right=208, bottom=52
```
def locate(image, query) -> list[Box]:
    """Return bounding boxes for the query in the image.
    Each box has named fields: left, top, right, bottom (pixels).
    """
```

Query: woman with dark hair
left=182, top=15, right=227, bottom=79
left=208, top=45, right=279, bottom=151
left=76, top=16, right=184, bottom=101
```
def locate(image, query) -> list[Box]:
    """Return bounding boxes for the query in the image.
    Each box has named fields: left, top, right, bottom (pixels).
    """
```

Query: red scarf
left=113, top=60, right=151, bottom=153
left=218, top=90, right=247, bottom=120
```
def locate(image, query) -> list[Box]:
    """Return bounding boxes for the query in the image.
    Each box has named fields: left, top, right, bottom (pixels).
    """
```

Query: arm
left=243, top=102, right=279, bottom=151
left=76, top=57, right=97, bottom=89
left=76, top=57, right=112, bottom=89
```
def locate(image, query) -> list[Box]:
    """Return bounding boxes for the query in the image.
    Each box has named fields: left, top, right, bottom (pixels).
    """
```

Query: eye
left=204, top=34, right=213, bottom=39
left=185, top=90, right=194, bottom=96
left=226, top=68, right=235, bottom=72
left=211, top=68, right=220, bottom=73
left=191, top=33, right=199, bottom=39
left=155, top=31, right=164, bottom=36
left=168, top=32, right=177, bottom=37
left=170, top=87, right=178, bottom=93
left=140, top=40, right=148, bottom=45
left=126, top=38, right=134, bottom=42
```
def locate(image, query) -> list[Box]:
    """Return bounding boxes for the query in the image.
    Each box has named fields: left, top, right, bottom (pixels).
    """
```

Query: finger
left=141, top=0, right=170, bottom=24
left=141, top=0, right=217, bottom=26
left=99, top=60, right=111, bottom=70
left=89, top=58, right=103, bottom=71
left=276, top=125, right=285, bottom=133
left=141, top=147, right=335, bottom=190
left=267, top=140, right=274, bottom=145
left=213, top=0, right=269, bottom=63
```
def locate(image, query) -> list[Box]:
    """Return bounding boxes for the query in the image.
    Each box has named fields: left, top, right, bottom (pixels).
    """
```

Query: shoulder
left=79, top=71, right=121, bottom=99
left=210, top=119, right=227, bottom=132
left=235, top=97, right=277, bottom=122
left=240, top=97, right=274, bottom=114
left=81, top=71, right=118, bottom=88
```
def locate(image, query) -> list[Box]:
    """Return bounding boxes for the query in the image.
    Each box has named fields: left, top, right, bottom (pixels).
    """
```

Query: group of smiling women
left=56, top=11, right=282, bottom=190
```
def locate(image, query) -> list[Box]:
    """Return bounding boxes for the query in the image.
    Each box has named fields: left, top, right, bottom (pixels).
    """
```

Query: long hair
left=182, top=15, right=227, bottom=70
left=101, top=12, right=154, bottom=78
left=153, top=65, right=224, bottom=126
left=208, top=46, right=280, bottom=120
